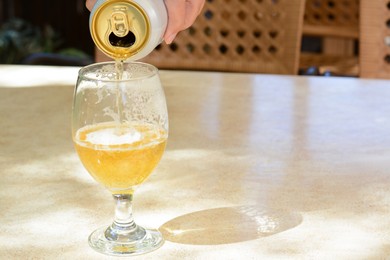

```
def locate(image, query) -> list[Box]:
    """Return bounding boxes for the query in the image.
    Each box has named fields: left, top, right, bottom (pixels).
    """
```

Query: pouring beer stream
left=89, top=0, right=167, bottom=129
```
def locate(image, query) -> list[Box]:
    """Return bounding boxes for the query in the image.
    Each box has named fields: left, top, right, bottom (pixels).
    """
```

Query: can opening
left=109, top=31, right=136, bottom=48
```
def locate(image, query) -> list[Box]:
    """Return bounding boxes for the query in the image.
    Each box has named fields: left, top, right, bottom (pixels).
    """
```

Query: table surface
left=1, top=65, right=390, bottom=259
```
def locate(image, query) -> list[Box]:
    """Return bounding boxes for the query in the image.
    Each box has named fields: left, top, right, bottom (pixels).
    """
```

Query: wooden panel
left=302, top=24, right=358, bottom=38
left=359, top=0, right=390, bottom=79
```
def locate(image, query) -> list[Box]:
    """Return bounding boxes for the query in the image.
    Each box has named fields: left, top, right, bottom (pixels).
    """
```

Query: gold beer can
left=90, top=0, right=167, bottom=61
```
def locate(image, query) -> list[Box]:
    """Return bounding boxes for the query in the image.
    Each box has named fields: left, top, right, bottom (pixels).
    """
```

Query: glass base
left=88, top=225, right=164, bottom=256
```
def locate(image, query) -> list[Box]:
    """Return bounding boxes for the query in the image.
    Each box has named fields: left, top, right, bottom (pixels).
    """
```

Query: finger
left=85, top=0, right=96, bottom=11
left=183, top=0, right=204, bottom=29
left=164, top=0, right=187, bottom=43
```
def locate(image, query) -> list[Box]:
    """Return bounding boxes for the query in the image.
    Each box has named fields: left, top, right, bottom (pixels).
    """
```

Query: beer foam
left=86, top=128, right=141, bottom=145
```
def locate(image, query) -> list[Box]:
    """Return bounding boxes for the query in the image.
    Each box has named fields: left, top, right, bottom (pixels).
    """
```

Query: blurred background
left=0, top=0, right=386, bottom=79
left=0, top=0, right=94, bottom=66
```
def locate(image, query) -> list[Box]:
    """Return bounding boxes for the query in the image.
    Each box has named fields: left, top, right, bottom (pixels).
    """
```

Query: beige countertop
left=1, top=65, right=390, bottom=259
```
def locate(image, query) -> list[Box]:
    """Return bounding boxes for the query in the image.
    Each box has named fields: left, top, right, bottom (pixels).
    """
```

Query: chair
left=300, top=0, right=359, bottom=76
left=359, top=0, right=390, bottom=79
left=138, top=0, right=306, bottom=74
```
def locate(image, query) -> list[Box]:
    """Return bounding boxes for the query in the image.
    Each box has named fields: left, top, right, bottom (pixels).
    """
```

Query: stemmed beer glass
left=72, top=61, right=168, bottom=256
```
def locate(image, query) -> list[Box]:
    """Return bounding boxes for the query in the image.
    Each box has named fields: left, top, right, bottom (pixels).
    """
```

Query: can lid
left=91, top=0, right=150, bottom=60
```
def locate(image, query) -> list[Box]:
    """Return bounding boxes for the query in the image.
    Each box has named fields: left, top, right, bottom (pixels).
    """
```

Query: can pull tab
left=111, top=7, right=130, bottom=37
left=109, top=6, right=136, bottom=48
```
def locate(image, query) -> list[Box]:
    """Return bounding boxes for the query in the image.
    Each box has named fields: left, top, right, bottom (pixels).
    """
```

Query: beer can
left=90, top=0, right=167, bottom=61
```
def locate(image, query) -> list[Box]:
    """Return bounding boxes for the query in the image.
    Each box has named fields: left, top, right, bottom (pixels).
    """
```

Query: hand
left=163, top=0, right=204, bottom=44
left=85, top=0, right=205, bottom=44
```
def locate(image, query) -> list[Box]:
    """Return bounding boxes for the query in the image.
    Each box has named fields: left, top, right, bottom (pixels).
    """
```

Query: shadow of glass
left=159, top=205, right=302, bottom=245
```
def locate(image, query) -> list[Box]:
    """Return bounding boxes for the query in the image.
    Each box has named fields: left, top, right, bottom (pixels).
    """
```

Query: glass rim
left=78, top=61, right=159, bottom=82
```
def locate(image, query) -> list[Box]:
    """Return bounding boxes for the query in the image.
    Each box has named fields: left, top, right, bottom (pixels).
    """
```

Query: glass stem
left=104, top=194, right=146, bottom=242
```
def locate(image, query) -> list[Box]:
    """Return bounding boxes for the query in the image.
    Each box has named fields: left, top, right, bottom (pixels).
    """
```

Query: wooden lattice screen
left=303, top=0, right=359, bottom=38
left=360, top=0, right=390, bottom=79
left=139, top=0, right=305, bottom=74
